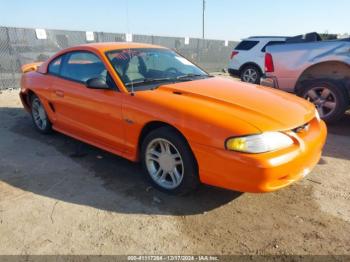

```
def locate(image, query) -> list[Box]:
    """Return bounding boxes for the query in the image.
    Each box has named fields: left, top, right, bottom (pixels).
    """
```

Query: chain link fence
left=0, top=27, right=237, bottom=90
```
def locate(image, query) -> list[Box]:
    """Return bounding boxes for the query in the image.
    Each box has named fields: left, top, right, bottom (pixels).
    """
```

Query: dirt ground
left=0, top=87, right=349, bottom=256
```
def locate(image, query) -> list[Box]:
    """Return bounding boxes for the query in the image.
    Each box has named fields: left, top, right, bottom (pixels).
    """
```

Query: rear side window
left=261, top=41, right=286, bottom=52
left=48, top=56, right=62, bottom=75
left=235, top=40, right=259, bottom=51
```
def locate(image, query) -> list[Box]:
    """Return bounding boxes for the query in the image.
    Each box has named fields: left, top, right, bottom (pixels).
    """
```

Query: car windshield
left=106, top=48, right=209, bottom=91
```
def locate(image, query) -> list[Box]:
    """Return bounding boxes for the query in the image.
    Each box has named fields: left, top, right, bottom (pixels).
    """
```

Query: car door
left=49, top=50, right=125, bottom=153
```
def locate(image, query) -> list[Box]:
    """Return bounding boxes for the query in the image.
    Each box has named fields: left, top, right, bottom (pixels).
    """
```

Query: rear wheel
left=30, top=95, right=52, bottom=134
left=300, top=79, right=349, bottom=123
left=141, top=127, right=199, bottom=195
left=240, top=65, right=261, bottom=84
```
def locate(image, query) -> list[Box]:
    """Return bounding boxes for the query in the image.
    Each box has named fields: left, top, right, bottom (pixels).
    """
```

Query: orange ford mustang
left=19, top=42, right=327, bottom=195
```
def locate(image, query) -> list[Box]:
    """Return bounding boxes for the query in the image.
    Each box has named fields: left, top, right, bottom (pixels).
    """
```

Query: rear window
left=261, top=41, right=286, bottom=52
left=234, top=40, right=259, bottom=51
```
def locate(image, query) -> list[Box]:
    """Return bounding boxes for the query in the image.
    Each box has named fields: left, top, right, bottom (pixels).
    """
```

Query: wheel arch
left=295, top=61, right=350, bottom=96
left=21, top=89, right=56, bottom=124
left=239, top=62, right=263, bottom=75
left=137, top=121, right=198, bottom=168
left=20, top=89, right=36, bottom=111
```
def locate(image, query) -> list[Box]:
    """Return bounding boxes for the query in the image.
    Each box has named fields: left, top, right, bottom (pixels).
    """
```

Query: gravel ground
left=0, top=87, right=349, bottom=255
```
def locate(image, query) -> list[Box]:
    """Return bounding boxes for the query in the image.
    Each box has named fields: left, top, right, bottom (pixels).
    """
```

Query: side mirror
left=86, top=77, right=110, bottom=89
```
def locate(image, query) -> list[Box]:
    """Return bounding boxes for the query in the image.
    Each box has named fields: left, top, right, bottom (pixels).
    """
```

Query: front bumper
left=191, top=118, right=327, bottom=193
left=260, top=76, right=278, bottom=89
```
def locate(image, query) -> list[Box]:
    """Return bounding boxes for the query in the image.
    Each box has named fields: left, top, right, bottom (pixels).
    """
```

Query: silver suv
left=228, top=36, right=287, bottom=84
left=261, top=34, right=350, bottom=123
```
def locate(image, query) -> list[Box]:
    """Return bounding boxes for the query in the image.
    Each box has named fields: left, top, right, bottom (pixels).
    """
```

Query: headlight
left=226, top=132, right=294, bottom=153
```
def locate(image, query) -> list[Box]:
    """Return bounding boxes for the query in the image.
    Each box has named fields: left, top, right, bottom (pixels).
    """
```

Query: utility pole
left=202, top=0, right=206, bottom=39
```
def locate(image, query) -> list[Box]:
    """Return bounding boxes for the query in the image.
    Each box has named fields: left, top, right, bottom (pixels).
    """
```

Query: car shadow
left=327, top=112, right=350, bottom=137
left=1, top=107, right=241, bottom=216
left=322, top=112, right=350, bottom=161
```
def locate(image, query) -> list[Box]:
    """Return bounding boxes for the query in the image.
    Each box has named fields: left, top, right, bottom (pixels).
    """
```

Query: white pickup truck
left=261, top=34, right=350, bottom=123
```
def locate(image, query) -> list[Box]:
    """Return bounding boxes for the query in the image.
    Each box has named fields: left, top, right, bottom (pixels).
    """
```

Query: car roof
left=37, top=42, right=168, bottom=75
left=75, top=42, right=167, bottom=52
left=242, top=37, right=287, bottom=41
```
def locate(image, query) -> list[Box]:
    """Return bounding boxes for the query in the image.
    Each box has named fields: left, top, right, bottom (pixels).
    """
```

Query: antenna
left=129, top=49, right=135, bottom=96
left=125, top=0, right=135, bottom=96
left=202, top=0, right=206, bottom=39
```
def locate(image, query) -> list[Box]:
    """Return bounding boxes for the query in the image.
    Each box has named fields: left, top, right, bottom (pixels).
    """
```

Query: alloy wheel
left=145, top=138, right=184, bottom=190
left=31, top=98, right=48, bottom=131
left=242, top=68, right=258, bottom=83
left=304, top=86, right=337, bottom=119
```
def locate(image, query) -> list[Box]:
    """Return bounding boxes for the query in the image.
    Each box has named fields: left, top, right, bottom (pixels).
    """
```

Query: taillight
left=230, top=51, right=239, bottom=59
left=265, top=53, right=274, bottom=72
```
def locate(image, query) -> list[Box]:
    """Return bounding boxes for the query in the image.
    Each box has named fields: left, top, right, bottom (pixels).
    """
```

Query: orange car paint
left=20, top=42, right=327, bottom=193
left=21, top=62, right=43, bottom=73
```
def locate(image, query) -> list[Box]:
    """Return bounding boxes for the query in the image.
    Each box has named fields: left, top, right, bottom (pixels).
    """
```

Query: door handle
left=54, top=90, right=64, bottom=97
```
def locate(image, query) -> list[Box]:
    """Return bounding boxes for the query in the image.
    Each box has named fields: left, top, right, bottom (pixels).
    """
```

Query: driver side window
left=60, top=51, right=106, bottom=83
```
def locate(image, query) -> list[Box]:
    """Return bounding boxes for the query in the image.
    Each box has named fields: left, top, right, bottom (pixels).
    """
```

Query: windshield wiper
left=176, top=74, right=209, bottom=80
left=125, top=74, right=211, bottom=87
left=125, top=77, right=176, bottom=87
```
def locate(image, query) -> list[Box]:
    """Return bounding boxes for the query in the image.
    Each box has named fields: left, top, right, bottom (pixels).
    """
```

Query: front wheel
left=141, top=127, right=199, bottom=195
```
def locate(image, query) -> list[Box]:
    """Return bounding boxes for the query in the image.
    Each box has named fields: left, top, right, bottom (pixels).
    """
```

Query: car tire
left=240, top=65, right=261, bottom=84
left=141, top=127, right=199, bottom=195
left=300, top=79, right=349, bottom=123
left=30, top=94, right=53, bottom=134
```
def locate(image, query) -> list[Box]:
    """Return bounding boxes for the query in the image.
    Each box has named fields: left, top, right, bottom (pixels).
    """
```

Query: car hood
left=157, top=77, right=315, bottom=132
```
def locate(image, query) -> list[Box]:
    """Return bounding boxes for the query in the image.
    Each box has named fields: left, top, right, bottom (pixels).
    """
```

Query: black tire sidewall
left=141, top=127, right=199, bottom=195
left=300, top=79, right=349, bottom=123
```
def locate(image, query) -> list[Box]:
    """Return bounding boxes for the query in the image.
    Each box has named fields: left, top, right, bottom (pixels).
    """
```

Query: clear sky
left=1, top=0, right=349, bottom=41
